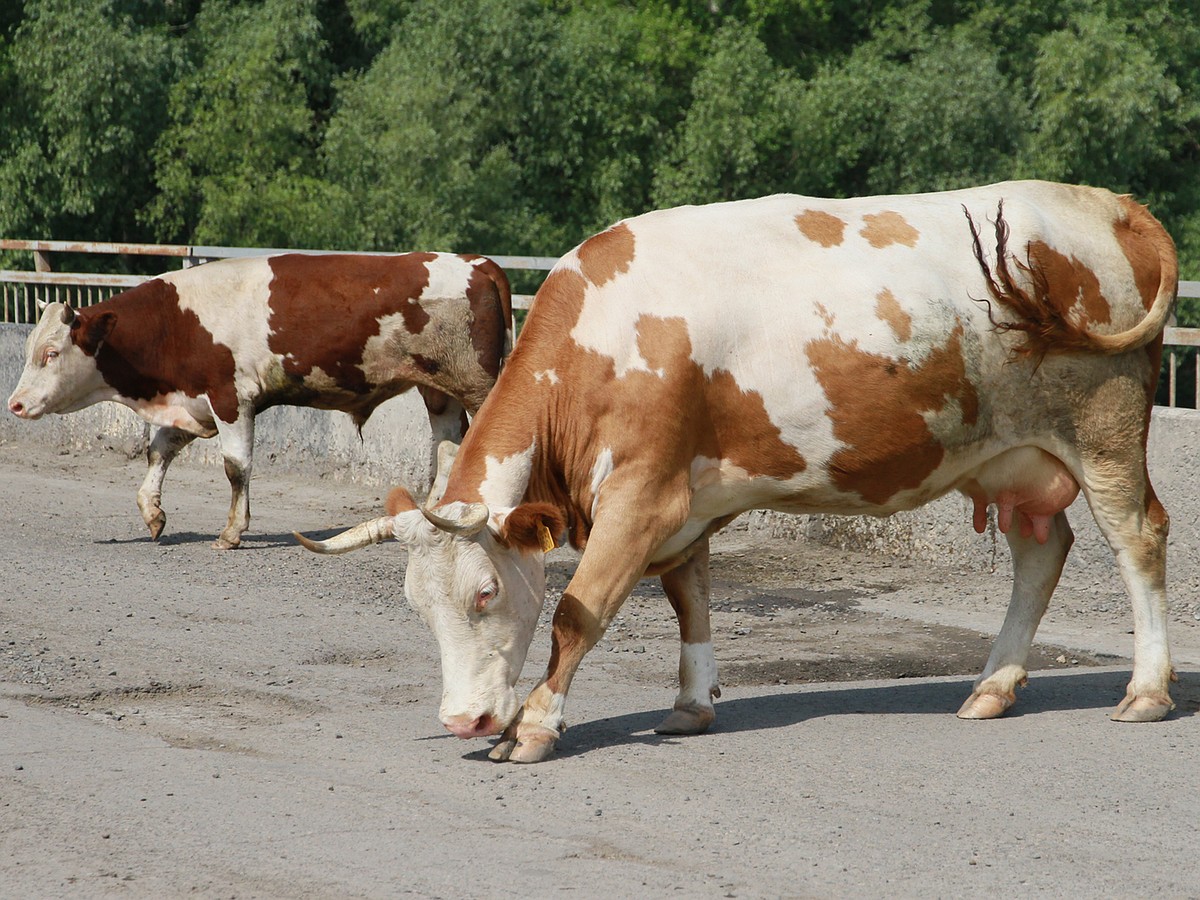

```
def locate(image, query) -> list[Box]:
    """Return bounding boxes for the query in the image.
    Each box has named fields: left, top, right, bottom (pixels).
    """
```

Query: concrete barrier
left=3, top=322, right=1198, bottom=588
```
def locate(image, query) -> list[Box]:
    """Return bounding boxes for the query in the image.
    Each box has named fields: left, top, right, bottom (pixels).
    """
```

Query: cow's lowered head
left=8, top=302, right=116, bottom=419
left=295, top=443, right=566, bottom=740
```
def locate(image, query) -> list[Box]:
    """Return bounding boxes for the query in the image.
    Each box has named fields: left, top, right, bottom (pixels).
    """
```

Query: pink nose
left=8, top=399, right=25, bottom=416
left=442, top=713, right=500, bottom=739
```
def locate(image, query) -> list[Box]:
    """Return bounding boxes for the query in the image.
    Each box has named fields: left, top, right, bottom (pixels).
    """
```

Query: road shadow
left=97, top=530, right=327, bottom=550
left=471, top=668, right=1198, bottom=762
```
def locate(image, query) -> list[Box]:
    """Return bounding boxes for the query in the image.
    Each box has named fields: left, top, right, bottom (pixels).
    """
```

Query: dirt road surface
left=2, top=441, right=1198, bottom=898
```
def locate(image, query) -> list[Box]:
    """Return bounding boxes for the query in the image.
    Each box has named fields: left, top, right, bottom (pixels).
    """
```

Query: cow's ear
left=498, top=502, right=568, bottom=554
left=386, top=485, right=419, bottom=516
left=75, top=311, right=116, bottom=355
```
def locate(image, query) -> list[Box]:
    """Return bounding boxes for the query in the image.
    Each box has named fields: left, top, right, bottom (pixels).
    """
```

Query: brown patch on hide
left=439, top=268, right=588, bottom=507
left=966, top=204, right=1105, bottom=358
left=265, top=253, right=436, bottom=394
left=1026, top=241, right=1111, bottom=328
left=860, top=211, right=919, bottom=248
left=463, top=257, right=512, bottom=376
left=578, top=223, right=635, bottom=287
left=85, top=279, right=241, bottom=423
left=386, top=486, right=418, bottom=516
left=1114, top=196, right=1177, bottom=313
left=875, top=289, right=912, bottom=342
left=634, top=315, right=807, bottom=481
left=795, top=210, right=846, bottom=248
left=806, top=324, right=978, bottom=505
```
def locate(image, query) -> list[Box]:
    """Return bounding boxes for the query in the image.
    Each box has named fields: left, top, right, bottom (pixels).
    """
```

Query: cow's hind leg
left=656, top=538, right=721, bottom=735
left=417, top=386, right=469, bottom=481
left=959, top=511, right=1073, bottom=719
left=137, top=426, right=198, bottom=540
left=212, top=404, right=255, bottom=550
left=1080, top=465, right=1174, bottom=722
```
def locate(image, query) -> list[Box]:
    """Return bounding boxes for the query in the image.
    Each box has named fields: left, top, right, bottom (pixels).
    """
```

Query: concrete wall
left=4, top=322, right=1199, bottom=587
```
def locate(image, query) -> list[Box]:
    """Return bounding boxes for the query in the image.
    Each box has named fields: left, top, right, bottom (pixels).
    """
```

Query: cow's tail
left=966, top=198, right=1178, bottom=359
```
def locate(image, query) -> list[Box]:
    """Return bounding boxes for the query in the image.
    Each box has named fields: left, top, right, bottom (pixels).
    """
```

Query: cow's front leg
left=489, top=586, right=619, bottom=764
left=959, top=511, right=1073, bottom=719
left=212, top=403, right=255, bottom=550
left=491, top=500, right=686, bottom=763
left=656, top=539, right=720, bottom=735
left=136, top=426, right=197, bottom=540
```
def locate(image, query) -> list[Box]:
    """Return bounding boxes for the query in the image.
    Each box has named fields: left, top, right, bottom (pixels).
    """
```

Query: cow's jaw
left=397, top=511, right=546, bottom=739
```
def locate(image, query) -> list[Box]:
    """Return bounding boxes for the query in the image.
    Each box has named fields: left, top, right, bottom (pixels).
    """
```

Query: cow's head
left=296, top=454, right=565, bottom=739
left=8, top=302, right=115, bottom=419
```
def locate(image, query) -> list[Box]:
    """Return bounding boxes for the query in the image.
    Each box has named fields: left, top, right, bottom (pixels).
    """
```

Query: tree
left=145, top=0, right=340, bottom=248
left=653, top=22, right=801, bottom=207
left=322, top=0, right=680, bottom=255
left=0, top=0, right=176, bottom=255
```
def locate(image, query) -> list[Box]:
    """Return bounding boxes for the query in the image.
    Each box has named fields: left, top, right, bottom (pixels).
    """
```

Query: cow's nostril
left=443, top=713, right=500, bottom=738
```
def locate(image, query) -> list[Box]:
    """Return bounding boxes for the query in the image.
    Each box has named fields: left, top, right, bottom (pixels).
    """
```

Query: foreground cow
left=299, top=181, right=1177, bottom=763
left=9, top=252, right=511, bottom=548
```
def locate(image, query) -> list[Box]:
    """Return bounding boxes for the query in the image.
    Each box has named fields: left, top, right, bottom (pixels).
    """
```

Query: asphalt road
left=1, top=441, right=1198, bottom=898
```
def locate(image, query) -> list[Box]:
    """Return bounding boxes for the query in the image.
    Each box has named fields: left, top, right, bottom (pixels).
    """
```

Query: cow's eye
left=475, top=583, right=497, bottom=613
left=43, top=349, right=59, bottom=364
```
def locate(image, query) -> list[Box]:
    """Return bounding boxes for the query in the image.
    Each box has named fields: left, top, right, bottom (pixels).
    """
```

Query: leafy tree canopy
left=0, top=0, right=1198, bottom=289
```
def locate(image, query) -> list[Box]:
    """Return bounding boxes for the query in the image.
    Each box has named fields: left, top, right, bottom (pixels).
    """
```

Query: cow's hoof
left=655, top=703, right=715, bottom=735
left=146, top=512, right=166, bottom=541
left=211, top=536, right=241, bottom=551
left=507, top=725, right=558, bottom=764
left=957, top=690, right=1014, bottom=720
left=1112, top=693, right=1174, bottom=722
left=488, top=738, right=517, bottom=762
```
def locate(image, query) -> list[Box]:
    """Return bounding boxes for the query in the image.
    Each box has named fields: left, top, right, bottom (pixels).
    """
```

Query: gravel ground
left=2, top=439, right=1198, bottom=898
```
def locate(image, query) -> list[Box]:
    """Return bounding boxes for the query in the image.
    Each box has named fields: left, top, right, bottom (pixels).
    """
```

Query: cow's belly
left=653, top=443, right=1081, bottom=564
left=125, top=392, right=218, bottom=437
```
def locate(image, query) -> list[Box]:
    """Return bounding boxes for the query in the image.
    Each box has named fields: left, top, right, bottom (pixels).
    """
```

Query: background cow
left=299, top=181, right=1178, bottom=763
left=9, top=252, right=511, bottom=548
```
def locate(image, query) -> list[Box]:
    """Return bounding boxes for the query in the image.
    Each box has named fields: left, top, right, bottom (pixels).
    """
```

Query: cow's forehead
left=30, top=303, right=71, bottom=343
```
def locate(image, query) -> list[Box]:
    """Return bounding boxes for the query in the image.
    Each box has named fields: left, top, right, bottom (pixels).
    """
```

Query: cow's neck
left=440, top=395, right=547, bottom=511
left=439, top=359, right=582, bottom=531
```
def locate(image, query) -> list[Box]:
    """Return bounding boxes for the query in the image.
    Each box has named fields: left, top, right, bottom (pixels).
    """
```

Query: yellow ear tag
left=537, top=523, right=556, bottom=554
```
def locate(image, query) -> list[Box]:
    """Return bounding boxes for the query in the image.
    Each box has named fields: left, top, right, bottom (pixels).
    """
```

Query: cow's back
left=158, top=252, right=508, bottom=415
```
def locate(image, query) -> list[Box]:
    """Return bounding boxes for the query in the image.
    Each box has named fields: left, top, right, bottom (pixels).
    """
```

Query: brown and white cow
left=8, top=252, right=511, bottom=549
left=299, top=181, right=1178, bottom=763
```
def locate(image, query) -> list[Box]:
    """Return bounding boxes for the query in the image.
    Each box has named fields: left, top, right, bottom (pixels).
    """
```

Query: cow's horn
left=293, top=516, right=394, bottom=554
left=60, top=304, right=76, bottom=325
left=422, top=502, right=489, bottom=535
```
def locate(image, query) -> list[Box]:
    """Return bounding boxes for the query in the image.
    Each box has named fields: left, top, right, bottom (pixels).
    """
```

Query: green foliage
left=1018, top=13, right=1181, bottom=189
left=0, top=0, right=1199, bottom=295
left=323, top=0, right=675, bottom=255
left=144, top=0, right=338, bottom=247
left=653, top=22, right=802, bottom=206
left=787, top=14, right=1023, bottom=197
left=0, top=0, right=176, bottom=247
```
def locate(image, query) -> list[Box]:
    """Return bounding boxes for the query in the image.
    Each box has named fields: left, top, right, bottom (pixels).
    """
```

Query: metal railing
left=0, top=239, right=557, bottom=323
left=3, top=238, right=1200, bottom=407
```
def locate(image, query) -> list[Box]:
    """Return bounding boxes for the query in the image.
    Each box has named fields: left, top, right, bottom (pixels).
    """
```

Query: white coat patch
left=589, top=447, right=615, bottom=520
